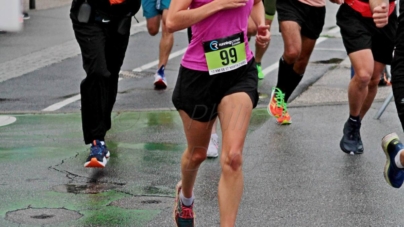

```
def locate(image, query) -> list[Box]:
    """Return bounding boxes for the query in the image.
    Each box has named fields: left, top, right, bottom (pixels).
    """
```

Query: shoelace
left=348, top=124, right=360, bottom=141
left=180, top=205, right=194, bottom=219
left=274, top=88, right=288, bottom=113
left=90, top=145, right=104, bottom=156
left=211, top=137, right=219, bottom=148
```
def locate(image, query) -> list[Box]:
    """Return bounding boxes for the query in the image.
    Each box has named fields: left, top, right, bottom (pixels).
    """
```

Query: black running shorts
left=276, top=0, right=325, bottom=40
left=337, top=3, right=397, bottom=64
left=172, top=59, right=259, bottom=122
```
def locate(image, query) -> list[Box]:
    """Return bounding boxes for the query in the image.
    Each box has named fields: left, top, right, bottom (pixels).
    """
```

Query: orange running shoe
left=267, top=87, right=286, bottom=118
left=277, top=111, right=292, bottom=125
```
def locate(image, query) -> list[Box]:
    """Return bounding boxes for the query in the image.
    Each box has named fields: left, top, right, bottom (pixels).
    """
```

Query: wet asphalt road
left=2, top=2, right=404, bottom=227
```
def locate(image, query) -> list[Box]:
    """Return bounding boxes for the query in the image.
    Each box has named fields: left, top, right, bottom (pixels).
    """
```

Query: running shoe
left=340, top=119, right=362, bottom=155
left=358, top=134, right=364, bottom=153
left=381, top=133, right=404, bottom=188
left=22, top=12, right=30, bottom=20
left=277, top=111, right=292, bottom=125
left=207, top=134, right=219, bottom=158
left=173, top=181, right=195, bottom=227
left=378, top=70, right=391, bottom=87
left=154, top=65, right=167, bottom=89
left=267, top=87, right=286, bottom=118
left=256, top=63, right=265, bottom=80
left=84, top=140, right=110, bottom=168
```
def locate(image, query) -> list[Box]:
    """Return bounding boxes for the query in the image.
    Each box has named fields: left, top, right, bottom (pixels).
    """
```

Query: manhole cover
left=0, top=115, right=16, bottom=127
left=110, top=196, right=173, bottom=209
left=52, top=183, right=120, bottom=194
left=5, top=208, right=82, bottom=225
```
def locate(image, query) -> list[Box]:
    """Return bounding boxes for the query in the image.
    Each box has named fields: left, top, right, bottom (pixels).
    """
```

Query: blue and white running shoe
left=154, top=65, right=167, bottom=89
left=382, top=133, right=404, bottom=188
left=84, top=140, right=110, bottom=168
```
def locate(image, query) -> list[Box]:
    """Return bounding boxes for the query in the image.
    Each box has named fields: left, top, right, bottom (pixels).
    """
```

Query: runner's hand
left=329, top=0, right=344, bottom=4
left=373, top=3, right=389, bottom=28
left=255, top=25, right=270, bottom=47
left=215, top=0, right=248, bottom=9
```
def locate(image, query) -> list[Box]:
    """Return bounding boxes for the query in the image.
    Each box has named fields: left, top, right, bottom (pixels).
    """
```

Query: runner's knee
left=186, top=147, right=208, bottom=164
left=222, top=150, right=243, bottom=172
left=147, top=25, right=159, bottom=36
left=354, top=69, right=372, bottom=85
left=283, top=48, right=300, bottom=63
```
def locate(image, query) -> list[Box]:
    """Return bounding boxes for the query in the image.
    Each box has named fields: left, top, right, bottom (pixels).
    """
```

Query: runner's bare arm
left=250, top=0, right=270, bottom=47
left=370, top=0, right=389, bottom=28
left=166, top=0, right=248, bottom=32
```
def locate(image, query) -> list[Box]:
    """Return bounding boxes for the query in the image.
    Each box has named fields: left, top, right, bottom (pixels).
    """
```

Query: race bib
left=203, top=32, right=247, bottom=75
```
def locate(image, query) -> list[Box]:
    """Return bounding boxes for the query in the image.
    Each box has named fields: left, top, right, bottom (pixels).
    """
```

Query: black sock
left=348, top=115, right=361, bottom=125
left=284, top=70, right=303, bottom=102
left=276, top=57, right=303, bottom=102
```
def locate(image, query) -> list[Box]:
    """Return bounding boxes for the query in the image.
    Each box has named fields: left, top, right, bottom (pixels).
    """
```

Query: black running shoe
left=358, top=134, right=364, bottom=153
left=84, top=140, right=110, bottom=168
left=340, top=119, right=363, bottom=155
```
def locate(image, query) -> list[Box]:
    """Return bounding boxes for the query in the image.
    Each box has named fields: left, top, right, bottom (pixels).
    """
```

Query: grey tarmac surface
left=0, top=1, right=403, bottom=227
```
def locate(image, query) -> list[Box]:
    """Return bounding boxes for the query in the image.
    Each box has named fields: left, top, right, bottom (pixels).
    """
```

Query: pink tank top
left=181, top=0, right=254, bottom=72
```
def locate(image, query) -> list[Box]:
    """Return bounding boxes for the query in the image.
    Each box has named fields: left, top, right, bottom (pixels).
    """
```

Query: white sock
left=180, top=190, right=194, bottom=206
left=395, top=149, right=404, bottom=168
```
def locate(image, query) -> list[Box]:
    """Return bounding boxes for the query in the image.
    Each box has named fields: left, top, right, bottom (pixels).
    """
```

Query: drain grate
left=5, top=208, right=82, bottom=225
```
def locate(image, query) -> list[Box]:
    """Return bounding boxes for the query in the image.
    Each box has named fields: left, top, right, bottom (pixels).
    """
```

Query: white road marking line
left=0, top=115, right=17, bottom=127
left=43, top=78, right=124, bottom=112
left=132, top=48, right=187, bottom=72
left=41, top=49, right=188, bottom=112
left=42, top=94, right=82, bottom=112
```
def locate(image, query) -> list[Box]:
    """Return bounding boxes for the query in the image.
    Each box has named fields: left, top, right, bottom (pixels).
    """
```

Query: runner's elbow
left=165, top=19, right=178, bottom=33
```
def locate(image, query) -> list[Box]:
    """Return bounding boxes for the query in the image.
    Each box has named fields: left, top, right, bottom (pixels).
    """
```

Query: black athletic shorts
left=337, top=3, right=397, bottom=64
left=172, top=58, right=259, bottom=122
left=276, top=0, right=325, bottom=40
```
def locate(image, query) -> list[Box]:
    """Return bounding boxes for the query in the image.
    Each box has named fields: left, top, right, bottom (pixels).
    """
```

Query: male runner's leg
left=268, top=0, right=325, bottom=125
left=337, top=3, right=396, bottom=155
left=141, top=0, right=173, bottom=89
